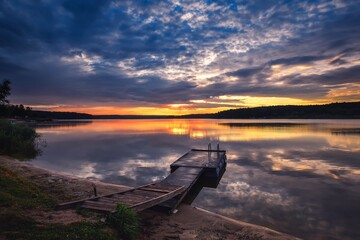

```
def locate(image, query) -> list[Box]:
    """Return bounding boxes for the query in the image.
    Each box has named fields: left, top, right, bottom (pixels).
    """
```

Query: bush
left=0, top=120, right=43, bottom=159
left=107, top=203, right=140, bottom=240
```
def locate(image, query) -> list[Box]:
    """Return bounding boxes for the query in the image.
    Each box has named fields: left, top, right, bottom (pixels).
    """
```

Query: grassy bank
left=0, top=166, right=55, bottom=209
left=0, top=120, right=141, bottom=239
left=0, top=166, right=116, bottom=240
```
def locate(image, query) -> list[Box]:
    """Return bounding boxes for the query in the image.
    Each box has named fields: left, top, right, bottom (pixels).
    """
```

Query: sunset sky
left=1, top=0, right=360, bottom=115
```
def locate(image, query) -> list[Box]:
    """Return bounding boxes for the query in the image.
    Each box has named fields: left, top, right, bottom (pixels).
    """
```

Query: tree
left=0, top=79, right=11, bottom=105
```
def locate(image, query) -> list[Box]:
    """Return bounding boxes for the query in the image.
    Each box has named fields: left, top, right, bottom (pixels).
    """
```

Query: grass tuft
left=107, top=203, right=140, bottom=240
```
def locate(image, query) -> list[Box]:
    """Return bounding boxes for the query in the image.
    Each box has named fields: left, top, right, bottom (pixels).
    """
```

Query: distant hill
left=7, top=101, right=359, bottom=120
left=211, top=102, right=360, bottom=119
left=27, top=110, right=92, bottom=120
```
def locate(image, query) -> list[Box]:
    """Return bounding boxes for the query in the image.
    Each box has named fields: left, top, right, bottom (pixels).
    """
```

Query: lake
left=33, top=119, right=360, bottom=240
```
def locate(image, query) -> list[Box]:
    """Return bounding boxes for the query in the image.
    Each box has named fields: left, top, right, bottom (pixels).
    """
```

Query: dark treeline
left=212, top=102, right=360, bottom=119
left=28, top=110, right=92, bottom=120
left=0, top=104, right=92, bottom=120
left=27, top=101, right=360, bottom=119
left=101, top=102, right=360, bottom=119
left=0, top=80, right=92, bottom=120
left=94, top=102, right=360, bottom=119
left=0, top=104, right=33, bottom=118
left=1, top=79, right=359, bottom=119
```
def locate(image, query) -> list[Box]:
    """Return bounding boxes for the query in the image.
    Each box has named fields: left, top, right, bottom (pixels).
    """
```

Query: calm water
left=33, top=119, right=360, bottom=240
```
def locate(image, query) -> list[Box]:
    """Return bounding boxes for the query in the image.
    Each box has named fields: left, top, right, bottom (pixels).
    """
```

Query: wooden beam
left=81, top=202, right=114, bottom=212
left=127, top=186, right=185, bottom=212
left=56, top=181, right=159, bottom=210
left=139, top=187, right=172, bottom=193
left=168, top=168, right=204, bottom=214
left=191, top=149, right=226, bottom=152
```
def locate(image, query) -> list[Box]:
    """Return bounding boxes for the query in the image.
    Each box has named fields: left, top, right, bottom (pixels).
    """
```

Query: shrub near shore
left=0, top=120, right=42, bottom=159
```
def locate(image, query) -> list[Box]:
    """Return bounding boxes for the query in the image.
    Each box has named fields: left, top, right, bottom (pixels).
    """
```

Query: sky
left=1, top=0, right=360, bottom=115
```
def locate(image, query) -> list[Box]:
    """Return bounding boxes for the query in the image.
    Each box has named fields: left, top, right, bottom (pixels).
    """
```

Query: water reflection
left=33, top=120, right=93, bottom=129
left=33, top=119, right=360, bottom=240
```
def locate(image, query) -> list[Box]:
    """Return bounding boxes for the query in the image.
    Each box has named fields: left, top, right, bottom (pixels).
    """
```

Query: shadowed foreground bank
left=0, top=156, right=300, bottom=240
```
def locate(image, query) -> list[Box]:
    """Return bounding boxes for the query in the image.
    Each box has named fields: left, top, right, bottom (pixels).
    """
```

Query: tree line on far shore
left=0, top=79, right=91, bottom=120
left=0, top=79, right=34, bottom=118
left=1, top=79, right=360, bottom=120
left=213, top=101, right=360, bottom=119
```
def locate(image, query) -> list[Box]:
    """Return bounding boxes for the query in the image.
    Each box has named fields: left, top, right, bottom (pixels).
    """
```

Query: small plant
left=107, top=203, right=140, bottom=240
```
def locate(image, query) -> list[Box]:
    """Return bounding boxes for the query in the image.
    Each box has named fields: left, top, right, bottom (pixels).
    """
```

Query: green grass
left=28, top=222, right=114, bottom=240
left=0, top=211, right=36, bottom=232
left=0, top=166, right=55, bottom=209
left=0, top=217, right=114, bottom=240
left=107, top=203, right=140, bottom=240
left=0, top=119, right=42, bottom=159
left=76, top=207, right=104, bottom=218
left=0, top=167, right=116, bottom=240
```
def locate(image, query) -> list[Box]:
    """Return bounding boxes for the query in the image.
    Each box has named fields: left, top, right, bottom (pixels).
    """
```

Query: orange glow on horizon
left=29, top=95, right=357, bottom=116
left=31, top=105, right=229, bottom=116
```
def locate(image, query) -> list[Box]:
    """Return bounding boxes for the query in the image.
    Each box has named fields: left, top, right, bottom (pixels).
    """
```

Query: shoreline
left=0, top=155, right=301, bottom=239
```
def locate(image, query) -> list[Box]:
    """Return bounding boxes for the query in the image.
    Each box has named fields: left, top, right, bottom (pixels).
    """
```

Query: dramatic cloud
left=1, top=0, right=360, bottom=114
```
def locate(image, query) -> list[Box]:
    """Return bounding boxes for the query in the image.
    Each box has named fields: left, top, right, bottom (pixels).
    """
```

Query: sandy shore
left=0, top=156, right=301, bottom=240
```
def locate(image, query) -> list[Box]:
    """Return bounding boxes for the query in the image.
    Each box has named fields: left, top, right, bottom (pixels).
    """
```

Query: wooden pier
left=57, top=147, right=226, bottom=213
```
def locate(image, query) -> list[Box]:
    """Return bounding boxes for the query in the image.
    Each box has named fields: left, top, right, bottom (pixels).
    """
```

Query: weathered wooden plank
left=84, top=199, right=112, bottom=205
left=150, top=183, right=185, bottom=191
left=170, top=149, right=226, bottom=169
left=138, top=187, right=172, bottom=193
left=97, top=197, right=117, bottom=204
left=82, top=201, right=116, bottom=211
left=157, top=197, right=179, bottom=208
left=129, top=185, right=185, bottom=212
left=81, top=204, right=114, bottom=212
left=83, top=186, right=185, bottom=213
left=120, top=193, right=152, bottom=202
left=171, top=167, right=203, bottom=174
left=157, top=167, right=204, bottom=213
left=162, top=169, right=201, bottom=188
left=112, top=198, right=143, bottom=205
left=191, top=149, right=226, bottom=152
left=131, top=189, right=165, bottom=198
left=89, top=202, right=117, bottom=209
left=56, top=181, right=159, bottom=210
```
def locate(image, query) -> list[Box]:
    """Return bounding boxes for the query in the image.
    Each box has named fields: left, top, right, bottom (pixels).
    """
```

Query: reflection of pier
left=57, top=147, right=227, bottom=213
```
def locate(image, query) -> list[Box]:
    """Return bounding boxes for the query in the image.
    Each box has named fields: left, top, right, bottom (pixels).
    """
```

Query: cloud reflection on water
left=34, top=119, right=360, bottom=239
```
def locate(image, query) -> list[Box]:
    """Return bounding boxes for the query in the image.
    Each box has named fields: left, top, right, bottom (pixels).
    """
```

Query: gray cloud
left=269, top=56, right=328, bottom=66
left=285, top=65, right=360, bottom=85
